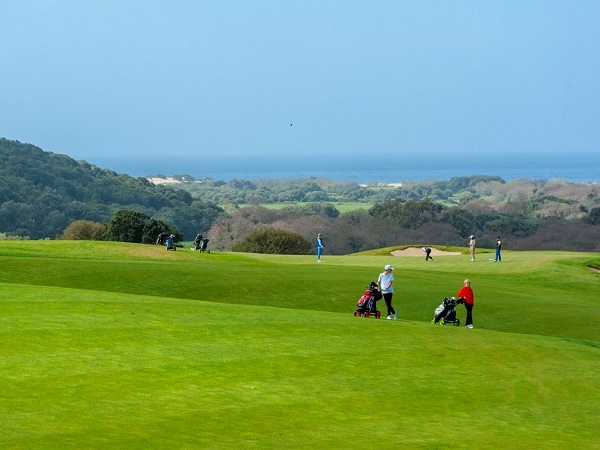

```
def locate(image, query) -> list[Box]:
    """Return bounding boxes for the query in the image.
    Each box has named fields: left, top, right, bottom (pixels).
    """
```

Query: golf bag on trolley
left=431, top=296, right=463, bottom=326
left=354, top=282, right=383, bottom=318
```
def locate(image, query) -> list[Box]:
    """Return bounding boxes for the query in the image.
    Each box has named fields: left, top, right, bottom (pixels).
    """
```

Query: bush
left=232, top=228, right=312, bottom=255
left=61, top=220, right=105, bottom=240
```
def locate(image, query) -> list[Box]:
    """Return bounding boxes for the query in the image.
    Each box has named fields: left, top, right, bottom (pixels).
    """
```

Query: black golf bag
left=200, top=237, right=209, bottom=252
left=431, top=296, right=463, bottom=326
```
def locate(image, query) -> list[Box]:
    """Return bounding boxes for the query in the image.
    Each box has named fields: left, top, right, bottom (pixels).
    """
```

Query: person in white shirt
left=469, top=235, right=476, bottom=262
left=378, top=264, right=397, bottom=320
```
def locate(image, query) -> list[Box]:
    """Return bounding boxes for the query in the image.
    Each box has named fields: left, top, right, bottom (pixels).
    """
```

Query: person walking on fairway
left=378, top=264, right=397, bottom=320
left=495, top=236, right=502, bottom=262
left=316, top=233, right=324, bottom=263
left=423, top=246, right=433, bottom=262
left=457, top=278, right=475, bottom=328
left=469, top=235, right=476, bottom=262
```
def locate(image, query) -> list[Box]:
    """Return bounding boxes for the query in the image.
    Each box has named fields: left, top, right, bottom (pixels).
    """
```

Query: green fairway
left=0, top=241, right=598, bottom=448
left=254, top=201, right=371, bottom=213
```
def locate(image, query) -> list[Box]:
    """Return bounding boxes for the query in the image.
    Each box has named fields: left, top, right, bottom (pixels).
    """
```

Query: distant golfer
left=495, top=237, right=502, bottom=262
left=423, top=247, right=433, bottom=262
left=316, top=233, right=324, bottom=263
left=156, top=232, right=166, bottom=246
left=469, top=235, right=476, bottom=262
left=193, top=233, right=203, bottom=250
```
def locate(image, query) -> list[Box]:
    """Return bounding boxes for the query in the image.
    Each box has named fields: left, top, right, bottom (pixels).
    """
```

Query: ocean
left=89, top=154, right=600, bottom=184
left=177, top=166, right=600, bottom=184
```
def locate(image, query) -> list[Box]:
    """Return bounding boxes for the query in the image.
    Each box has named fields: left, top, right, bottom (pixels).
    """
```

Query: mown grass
left=0, top=241, right=599, bottom=449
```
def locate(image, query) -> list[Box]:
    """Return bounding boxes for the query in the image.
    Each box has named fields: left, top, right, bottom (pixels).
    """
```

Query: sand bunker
left=391, top=247, right=461, bottom=256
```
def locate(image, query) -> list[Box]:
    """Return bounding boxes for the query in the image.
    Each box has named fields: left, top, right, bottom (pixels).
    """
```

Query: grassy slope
left=0, top=241, right=598, bottom=449
left=256, top=202, right=371, bottom=213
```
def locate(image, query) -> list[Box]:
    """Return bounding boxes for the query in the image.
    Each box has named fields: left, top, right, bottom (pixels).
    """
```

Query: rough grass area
left=0, top=241, right=599, bottom=448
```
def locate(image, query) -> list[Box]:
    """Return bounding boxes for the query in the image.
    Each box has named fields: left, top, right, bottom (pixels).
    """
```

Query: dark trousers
left=465, top=303, right=473, bottom=326
left=383, top=293, right=395, bottom=316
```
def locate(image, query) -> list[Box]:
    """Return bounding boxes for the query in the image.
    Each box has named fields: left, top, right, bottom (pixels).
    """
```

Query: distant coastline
left=91, top=155, right=600, bottom=184
left=143, top=166, right=599, bottom=184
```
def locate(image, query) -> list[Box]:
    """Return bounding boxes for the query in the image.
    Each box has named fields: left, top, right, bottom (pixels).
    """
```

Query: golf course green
left=1, top=240, right=598, bottom=449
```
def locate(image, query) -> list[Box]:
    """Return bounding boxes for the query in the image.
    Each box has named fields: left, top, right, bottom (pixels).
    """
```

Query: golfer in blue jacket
left=316, top=233, right=324, bottom=262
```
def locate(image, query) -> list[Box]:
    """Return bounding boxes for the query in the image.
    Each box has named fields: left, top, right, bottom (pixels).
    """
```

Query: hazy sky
left=1, top=1, right=599, bottom=171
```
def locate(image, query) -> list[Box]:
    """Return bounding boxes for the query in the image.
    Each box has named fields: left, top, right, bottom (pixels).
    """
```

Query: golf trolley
left=354, top=282, right=382, bottom=319
left=431, top=296, right=464, bottom=326
left=192, top=234, right=210, bottom=253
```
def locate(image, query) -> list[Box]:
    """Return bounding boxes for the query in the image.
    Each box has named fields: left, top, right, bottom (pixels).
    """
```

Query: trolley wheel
left=455, top=319, right=460, bottom=326
left=431, top=318, right=436, bottom=324
left=376, top=311, right=381, bottom=319
left=440, top=318, right=445, bottom=325
left=365, top=311, right=370, bottom=318
left=354, top=310, right=358, bottom=316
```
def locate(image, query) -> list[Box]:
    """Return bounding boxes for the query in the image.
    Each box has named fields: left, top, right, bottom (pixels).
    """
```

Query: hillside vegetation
left=0, top=241, right=598, bottom=448
left=2, top=137, right=599, bottom=254
left=0, top=138, right=221, bottom=239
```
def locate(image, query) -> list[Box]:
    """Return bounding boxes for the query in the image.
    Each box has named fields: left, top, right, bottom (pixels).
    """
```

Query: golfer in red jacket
left=457, top=279, right=475, bottom=329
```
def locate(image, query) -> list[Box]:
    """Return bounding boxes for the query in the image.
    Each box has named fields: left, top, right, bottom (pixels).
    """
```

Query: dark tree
left=103, top=210, right=180, bottom=243
left=103, top=210, right=149, bottom=243
left=587, top=207, right=600, bottom=225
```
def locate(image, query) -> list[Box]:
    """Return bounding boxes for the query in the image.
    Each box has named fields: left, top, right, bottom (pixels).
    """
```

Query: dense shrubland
left=209, top=199, right=600, bottom=254
left=166, top=173, right=600, bottom=253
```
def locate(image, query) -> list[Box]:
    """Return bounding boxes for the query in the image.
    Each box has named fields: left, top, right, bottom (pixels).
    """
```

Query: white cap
left=384, top=264, right=394, bottom=270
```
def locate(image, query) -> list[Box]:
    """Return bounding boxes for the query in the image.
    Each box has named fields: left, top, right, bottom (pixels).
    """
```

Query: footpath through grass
left=0, top=241, right=599, bottom=448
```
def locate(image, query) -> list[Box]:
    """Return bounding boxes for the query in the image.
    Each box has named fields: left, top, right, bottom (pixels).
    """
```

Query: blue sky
left=1, top=1, right=599, bottom=172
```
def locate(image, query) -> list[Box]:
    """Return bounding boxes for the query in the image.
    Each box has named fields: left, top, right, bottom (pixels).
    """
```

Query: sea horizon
left=86, top=154, right=600, bottom=184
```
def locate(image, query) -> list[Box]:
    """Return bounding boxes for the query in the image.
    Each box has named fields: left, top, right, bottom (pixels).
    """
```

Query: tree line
left=150, top=174, right=507, bottom=206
